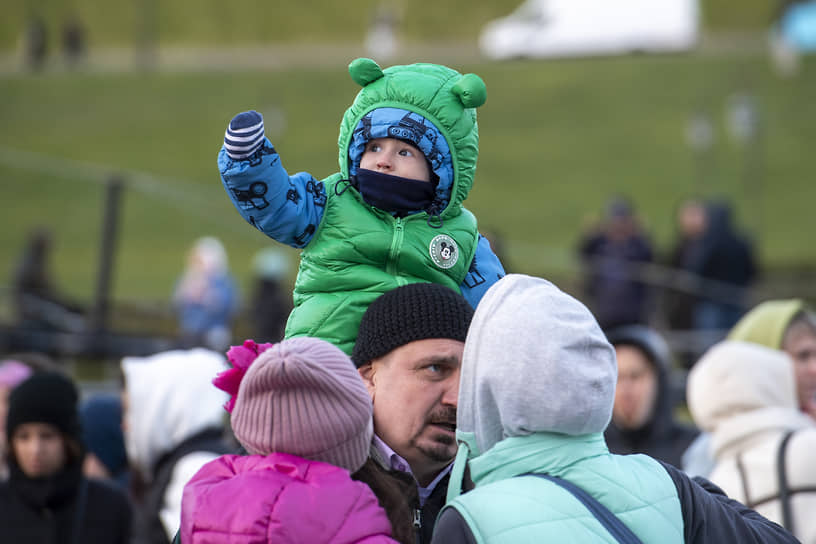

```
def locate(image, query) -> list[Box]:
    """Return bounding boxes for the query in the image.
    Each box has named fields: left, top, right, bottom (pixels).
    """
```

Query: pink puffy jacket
left=180, top=452, right=397, bottom=543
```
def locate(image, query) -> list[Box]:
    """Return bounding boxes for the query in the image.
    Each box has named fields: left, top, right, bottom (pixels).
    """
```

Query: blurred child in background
left=0, top=372, right=132, bottom=543
left=172, top=237, right=239, bottom=352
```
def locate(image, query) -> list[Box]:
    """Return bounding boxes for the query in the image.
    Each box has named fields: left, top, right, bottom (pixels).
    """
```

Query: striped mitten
left=224, top=110, right=265, bottom=160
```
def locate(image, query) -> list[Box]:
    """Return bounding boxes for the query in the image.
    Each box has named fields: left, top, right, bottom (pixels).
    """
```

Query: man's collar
left=372, top=435, right=453, bottom=506
left=373, top=435, right=412, bottom=474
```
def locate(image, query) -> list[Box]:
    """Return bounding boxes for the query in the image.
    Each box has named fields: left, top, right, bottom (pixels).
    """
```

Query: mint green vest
left=443, top=434, right=684, bottom=544
left=284, top=174, right=478, bottom=354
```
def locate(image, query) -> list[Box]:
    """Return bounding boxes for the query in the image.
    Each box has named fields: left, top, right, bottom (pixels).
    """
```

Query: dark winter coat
left=355, top=444, right=450, bottom=544
left=579, top=231, right=654, bottom=330
left=604, top=325, right=699, bottom=468
left=0, top=459, right=132, bottom=544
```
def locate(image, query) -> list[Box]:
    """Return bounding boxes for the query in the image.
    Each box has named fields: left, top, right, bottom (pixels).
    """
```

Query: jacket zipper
left=387, top=217, right=405, bottom=279
left=413, top=508, right=422, bottom=543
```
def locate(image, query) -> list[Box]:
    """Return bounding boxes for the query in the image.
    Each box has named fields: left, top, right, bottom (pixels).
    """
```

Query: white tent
left=480, top=0, right=700, bottom=60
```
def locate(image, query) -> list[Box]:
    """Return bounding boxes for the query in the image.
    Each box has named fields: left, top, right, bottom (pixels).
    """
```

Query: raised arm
left=219, top=110, right=326, bottom=248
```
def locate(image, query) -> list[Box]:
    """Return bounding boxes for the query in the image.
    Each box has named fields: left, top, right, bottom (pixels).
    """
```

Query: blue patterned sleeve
left=459, top=234, right=506, bottom=309
left=218, top=141, right=326, bottom=249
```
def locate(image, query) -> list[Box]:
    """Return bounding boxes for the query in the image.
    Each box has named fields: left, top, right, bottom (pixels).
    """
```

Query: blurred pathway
left=0, top=32, right=770, bottom=76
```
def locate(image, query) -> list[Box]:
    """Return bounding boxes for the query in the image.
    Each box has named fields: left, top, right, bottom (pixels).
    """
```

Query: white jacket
left=688, top=340, right=816, bottom=544
left=122, top=348, right=229, bottom=540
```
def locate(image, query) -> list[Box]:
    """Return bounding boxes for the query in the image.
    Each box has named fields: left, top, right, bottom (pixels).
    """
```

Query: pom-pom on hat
left=352, top=282, right=474, bottom=367
left=230, top=337, right=373, bottom=473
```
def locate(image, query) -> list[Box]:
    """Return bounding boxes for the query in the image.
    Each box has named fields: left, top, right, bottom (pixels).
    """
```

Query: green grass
left=2, top=50, right=815, bottom=306
left=0, top=0, right=519, bottom=50
left=0, top=0, right=781, bottom=52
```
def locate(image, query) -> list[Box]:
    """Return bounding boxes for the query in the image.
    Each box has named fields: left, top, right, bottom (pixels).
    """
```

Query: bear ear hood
left=451, top=73, right=487, bottom=109
left=348, top=58, right=487, bottom=109
left=340, top=58, right=486, bottom=214
left=349, top=57, right=385, bottom=86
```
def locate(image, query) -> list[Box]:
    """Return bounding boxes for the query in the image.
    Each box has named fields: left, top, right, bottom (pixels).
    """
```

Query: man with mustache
left=352, top=282, right=472, bottom=544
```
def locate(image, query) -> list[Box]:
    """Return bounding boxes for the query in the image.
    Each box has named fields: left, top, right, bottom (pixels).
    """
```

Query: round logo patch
left=429, top=234, right=459, bottom=269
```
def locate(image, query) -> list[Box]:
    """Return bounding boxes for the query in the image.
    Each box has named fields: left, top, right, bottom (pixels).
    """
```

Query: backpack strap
left=734, top=452, right=754, bottom=508
left=525, top=473, right=644, bottom=544
left=776, top=429, right=796, bottom=533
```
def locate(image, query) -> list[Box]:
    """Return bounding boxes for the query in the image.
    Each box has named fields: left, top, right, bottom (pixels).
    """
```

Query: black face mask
left=355, top=169, right=436, bottom=216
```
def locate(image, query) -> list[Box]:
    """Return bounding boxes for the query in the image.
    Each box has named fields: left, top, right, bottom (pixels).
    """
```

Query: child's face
left=359, top=138, right=431, bottom=182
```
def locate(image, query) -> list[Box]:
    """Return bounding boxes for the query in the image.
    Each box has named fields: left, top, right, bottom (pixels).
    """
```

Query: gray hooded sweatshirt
left=458, top=274, right=617, bottom=457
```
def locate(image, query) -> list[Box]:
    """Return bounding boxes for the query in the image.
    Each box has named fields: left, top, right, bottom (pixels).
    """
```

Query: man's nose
left=441, top=372, right=460, bottom=407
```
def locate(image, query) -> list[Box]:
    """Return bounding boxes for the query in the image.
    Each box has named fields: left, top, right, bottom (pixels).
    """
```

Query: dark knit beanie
left=352, top=282, right=474, bottom=367
left=6, top=371, right=81, bottom=441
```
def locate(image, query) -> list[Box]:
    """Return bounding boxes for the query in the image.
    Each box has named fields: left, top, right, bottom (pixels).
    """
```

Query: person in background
left=22, top=11, right=48, bottom=71
left=604, top=324, right=699, bottom=468
left=0, top=352, right=58, bottom=481
left=250, top=247, right=293, bottom=343
left=122, top=348, right=233, bottom=544
left=688, top=200, right=757, bottom=333
left=687, top=340, right=816, bottom=543
left=60, top=12, right=86, bottom=68
left=0, top=372, right=132, bottom=543
left=729, top=299, right=816, bottom=419
left=578, top=196, right=654, bottom=330
left=11, top=227, right=86, bottom=332
left=0, top=359, right=34, bottom=480
left=351, top=282, right=473, bottom=543
left=434, top=274, right=798, bottom=544
left=683, top=299, right=816, bottom=477
left=664, top=198, right=708, bottom=333
left=179, top=337, right=399, bottom=544
left=80, top=393, right=130, bottom=488
left=172, top=236, right=239, bottom=352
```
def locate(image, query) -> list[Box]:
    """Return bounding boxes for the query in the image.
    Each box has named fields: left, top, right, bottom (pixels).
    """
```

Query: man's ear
left=358, top=363, right=377, bottom=398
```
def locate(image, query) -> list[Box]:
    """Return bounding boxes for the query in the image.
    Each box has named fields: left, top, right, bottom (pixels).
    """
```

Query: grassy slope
left=1, top=51, right=814, bottom=304
left=0, top=0, right=779, bottom=50
left=0, top=0, right=517, bottom=50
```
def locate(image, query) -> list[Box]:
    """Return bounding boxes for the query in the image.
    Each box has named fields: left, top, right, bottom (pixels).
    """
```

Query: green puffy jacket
left=286, top=59, right=489, bottom=354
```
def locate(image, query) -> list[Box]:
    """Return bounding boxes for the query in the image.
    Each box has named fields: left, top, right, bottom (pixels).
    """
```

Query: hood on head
left=605, top=324, right=674, bottom=429
left=687, top=340, right=797, bottom=433
left=121, top=348, right=229, bottom=477
left=727, top=299, right=806, bottom=349
left=458, top=274, right=616, bottom=457
left=190, top=236, right=228, bottom=275
left=338, top=58, right=486, bottom=215
left=348, top=107, right=453, bottom=207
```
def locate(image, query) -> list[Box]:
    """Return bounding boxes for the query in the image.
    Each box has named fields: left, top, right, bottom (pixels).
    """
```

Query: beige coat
left=688, top=340, right=816, bottom=544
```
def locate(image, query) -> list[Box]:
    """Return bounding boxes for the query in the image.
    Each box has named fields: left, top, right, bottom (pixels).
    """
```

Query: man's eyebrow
left=417, top=355, right=460, bottom=367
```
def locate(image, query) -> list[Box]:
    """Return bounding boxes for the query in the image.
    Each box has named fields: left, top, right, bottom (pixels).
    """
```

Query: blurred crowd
left=579, top=195, right=757, bottom=335
left=4, top=208, right=814, bottom=544
left=1, top=278, right=813, bottom=543
left=4, top=205, right=813, bottom=544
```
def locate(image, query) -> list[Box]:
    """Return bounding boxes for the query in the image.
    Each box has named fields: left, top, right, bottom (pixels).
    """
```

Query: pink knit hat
left=229, top=337, right=373, bottom=473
